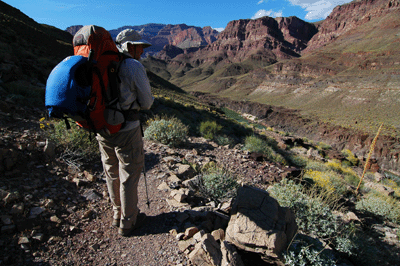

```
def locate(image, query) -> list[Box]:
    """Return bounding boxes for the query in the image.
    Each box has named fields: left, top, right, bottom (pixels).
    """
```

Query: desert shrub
left=341, top=149, right=359, bottom=166
left=144, top=116, right=188, bottom=147
left=316, top=141, right=331, bottom=151
left=43, top=119, right=99, bottom=169
left=244, top=135, right=287, bottom=164
left=244, top=135, right=268, bottom=153
left=305, top=160, right=329, bottom=172
left=355, top=191, right=400, bottom=223
left=213, top=134, right=235, bottom=147
left=326, top=160, right=360, bottom=187
left=49, top=119, right=98, bottom=155
left=199, top=120, right=222, bottom=139
left=381, top=178, right=400, bottom=198
left=268, top=179, right=357, bottom=255
left=284, top=234, right=337, bottom=266
left=287, top=154, right=308, bottom=168
left=304, top=169, right=347, bottom=196
left=198, top=166, right=239, bottom=203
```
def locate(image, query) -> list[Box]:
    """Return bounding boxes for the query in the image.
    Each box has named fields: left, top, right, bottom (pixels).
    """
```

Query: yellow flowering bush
left=304, top=169, right=347, bottom=195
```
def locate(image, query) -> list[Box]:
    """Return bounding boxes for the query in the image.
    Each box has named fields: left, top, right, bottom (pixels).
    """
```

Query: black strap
left=125, top=110, right=140, bottom=121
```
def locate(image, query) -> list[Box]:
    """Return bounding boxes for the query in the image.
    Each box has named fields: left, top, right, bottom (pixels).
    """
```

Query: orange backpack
left=72, top=25, right=131, bottom=134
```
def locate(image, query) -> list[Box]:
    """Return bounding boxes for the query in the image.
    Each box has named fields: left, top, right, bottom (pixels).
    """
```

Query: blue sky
left=4, top=0, right=352, bottom=31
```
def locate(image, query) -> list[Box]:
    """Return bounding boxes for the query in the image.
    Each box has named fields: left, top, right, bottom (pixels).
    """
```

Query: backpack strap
left=108, top=53, right=141, bottom=122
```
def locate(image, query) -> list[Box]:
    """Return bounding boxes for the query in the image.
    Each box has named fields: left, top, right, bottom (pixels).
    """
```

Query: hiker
left=96, top=29, right=154, bottom=237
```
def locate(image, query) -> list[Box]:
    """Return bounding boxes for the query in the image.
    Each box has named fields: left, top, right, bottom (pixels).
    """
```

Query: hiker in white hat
left=116, top=29, right=152, bottom=60
left=97, top=28, right=153, bottom=237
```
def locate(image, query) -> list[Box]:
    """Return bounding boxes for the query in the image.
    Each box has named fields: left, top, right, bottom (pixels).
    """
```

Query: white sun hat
left=116, top=29, right=152, bottom=48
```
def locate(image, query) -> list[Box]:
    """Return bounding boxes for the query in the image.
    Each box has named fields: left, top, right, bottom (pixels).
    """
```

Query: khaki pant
left=96, top=126, right=144, bottom=229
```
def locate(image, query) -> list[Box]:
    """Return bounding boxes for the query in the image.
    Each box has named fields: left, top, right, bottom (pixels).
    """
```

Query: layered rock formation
left=304, top=0, right=400, bottom=53
left=153, top=16, right=317, bottom=67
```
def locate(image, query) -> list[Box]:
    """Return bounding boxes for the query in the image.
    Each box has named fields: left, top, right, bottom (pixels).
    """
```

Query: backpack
left=45, top=25, right=138, bottom=134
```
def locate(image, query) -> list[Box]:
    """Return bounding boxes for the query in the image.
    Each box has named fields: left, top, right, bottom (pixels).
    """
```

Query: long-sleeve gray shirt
left=118, top=57, right=153, bottom=132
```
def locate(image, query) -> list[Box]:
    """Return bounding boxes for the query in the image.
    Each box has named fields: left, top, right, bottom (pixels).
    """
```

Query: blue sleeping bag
left=45, top=55, right=91, bottom=119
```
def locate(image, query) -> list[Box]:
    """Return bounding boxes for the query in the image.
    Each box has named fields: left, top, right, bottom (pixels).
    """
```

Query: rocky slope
left=303, top=0, right=400, bottom=53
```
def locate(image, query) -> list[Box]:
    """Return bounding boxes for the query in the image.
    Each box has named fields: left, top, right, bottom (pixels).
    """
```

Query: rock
left=169, top=181, right=180, bottom=189
left=82, top=210, right=94, bottom=219
left=193, top=230, right=206, bottom=242
left=374, top=172, right=384, bottom=182
left=182, top=176, right=200, bottom=191
left=18, top=236, right=30, bottom=245
left=29, top=207, right=45, bottom=218
left=48, top=236, right=62, bottom=244
left=157, top=181, right=170, bottom=192
left=211, top=228, right=225, bottom=242
left=219, top=199, right=233, bottom=214
left=4, top=191, right=21, bottom=204
left=176, top=232, right=185, bottom=241
left=225, top=186, right=297, bottom=259
left=166, top=198, right=190, bottom=209
left=163, top=156, right=179, bottom=164
left=178, top=237, right=197, bottom=252
left=44, top=139, right=56, bottom=159
left=1, top=215, right=12, bottom=225
left=0, top=189, right=8, bottom=201
left=83, top=189, right=102, bottom=201
left=72, top=177, right=89, bottom=187
left=32, top=233, right=44, bottom=242
left=176, top=164, right=196, bottom=180
left=171, top=188, right=189, bottom=203
left=168, top=174, right=182, bottom=183
left=185, top=227, right=199, bottom=239
left=307, top=148, right=324, bottom=161
left=345, top=211, right=360, bottom=222
left=84, top=170, right=97, bottom=182
left=221, top=241, right=245, bottom=266
left=50, top=215, right=62, bottom=224
left=364, top=182, right=395, bottom=196
left=10, top=202, right=24, bottom=214
left=188, top=234, right=222, bottom=266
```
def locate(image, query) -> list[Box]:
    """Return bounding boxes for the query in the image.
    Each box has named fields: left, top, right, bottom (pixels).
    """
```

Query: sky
left=3, top=0, right=353, bottom=32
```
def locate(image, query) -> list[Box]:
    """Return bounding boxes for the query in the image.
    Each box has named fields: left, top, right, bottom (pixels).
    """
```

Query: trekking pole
left=143, top=158, right=150, bottom=209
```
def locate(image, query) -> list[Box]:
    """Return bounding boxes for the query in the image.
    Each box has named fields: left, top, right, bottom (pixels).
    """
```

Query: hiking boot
left=118, top=213, right=147, bottom=237
left=112, top=218, right=120, bottom=227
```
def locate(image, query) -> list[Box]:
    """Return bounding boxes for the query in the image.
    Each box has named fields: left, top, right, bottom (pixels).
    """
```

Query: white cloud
left=287, top=0, right=352, bottom=20
left=257, top=0, right=266, bottom=4
left=213, top=27, right=225, bottom=32
left=252, top=9, right=283, bottom=19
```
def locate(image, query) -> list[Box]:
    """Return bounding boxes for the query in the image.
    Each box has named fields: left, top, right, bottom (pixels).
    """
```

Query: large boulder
left=225, top=186, right=297, bottom=260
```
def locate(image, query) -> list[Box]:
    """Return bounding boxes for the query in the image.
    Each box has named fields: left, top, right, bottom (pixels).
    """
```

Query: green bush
left=284, top=234, right=337, bottom=266
left=43, top=118, right=99, bottom=168
left=213, top=134, right=235, bottom=147
left=305, top=160, right=329, bottom=172
left=199, top=120, right=222, bottom=139
left=198, top=166, right=239, bottom=203
left=341, top=149, right=359, bottom=166
left=268, top=179, right=357, bottom=255
left=144, top=116, right=188, bottom=147
left=356, top=191, right=400, bottom=223
left=244, top=135, right=268, bottom=154
left=244, top=135, right=287, bottom=164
